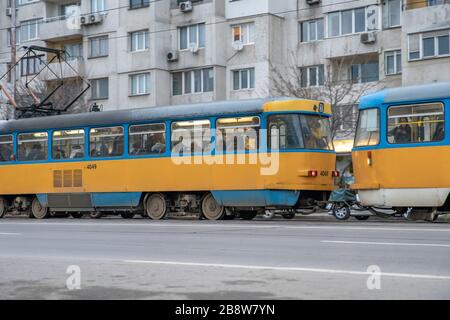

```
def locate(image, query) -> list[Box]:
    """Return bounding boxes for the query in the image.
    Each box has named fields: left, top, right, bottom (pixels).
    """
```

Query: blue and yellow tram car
left=0, top=98, right=336, bottom=220
left=352, top=82, right=450, bottom=220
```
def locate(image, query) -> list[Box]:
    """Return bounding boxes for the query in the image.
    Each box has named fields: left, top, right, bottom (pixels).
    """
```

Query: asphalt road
left=0, top=215, right=449, bottom=299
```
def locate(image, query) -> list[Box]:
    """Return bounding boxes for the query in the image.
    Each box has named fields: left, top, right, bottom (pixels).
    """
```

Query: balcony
left=40, top=15, right=83, bottom=42
left=405, top=0, right=450, bottom=10
left=41, top=58, right=85, bottom=81
left=403, top=1, right=450, bottom=34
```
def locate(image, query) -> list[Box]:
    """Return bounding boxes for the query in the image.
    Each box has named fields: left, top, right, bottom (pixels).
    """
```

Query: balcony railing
left=40, top=15, right=83, bottom=41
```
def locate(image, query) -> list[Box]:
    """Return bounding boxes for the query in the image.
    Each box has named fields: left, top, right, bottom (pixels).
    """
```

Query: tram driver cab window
left=89, top=126, right=124, bottom=158
left=387, top=103, right=444, bottom=144
left=17, top=132, right=48, bottom=161
left=268, top=114, right=332, bottom=150
left=354, top=109, right=380, bottom=147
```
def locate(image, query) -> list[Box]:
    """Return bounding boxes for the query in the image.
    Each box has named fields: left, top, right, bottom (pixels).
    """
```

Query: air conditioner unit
left=306, top=0, right=320, bottom=5
left=360, top=31, right=376, bottom=44
left=188, top=42, right=199, bottom=54
left=179, top=1, right=193, bottom=13
left=232, top=41, right=244, bottom=52
left=167, top=50, right=179, bottom=62
left=6, top=7, right=12, bottom=17
left=80, top=13, right=103, bottom=26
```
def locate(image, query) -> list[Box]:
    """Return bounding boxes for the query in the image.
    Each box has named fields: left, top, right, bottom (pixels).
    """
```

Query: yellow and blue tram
left=0, top=98, right=337, bottom=220
left=352, top=82, right=450, bottom=220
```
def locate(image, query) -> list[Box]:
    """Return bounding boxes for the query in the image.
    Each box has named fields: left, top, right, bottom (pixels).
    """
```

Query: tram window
left=52, top=129, right=85, bottom=160
left=387, top=103, right=444, bottom=144
left=268, top=114, right=332, bottom=150
left=129, top=123, right=166, bottom=155
left=89, top=126, right=124, bottom=157
left=216, top=116, right=260, bottom=153
left=0, top=135, right=13, bottom=162
left=301, top=115, right=333, bottom=150
left=171, top=120, right=211, bottom=155
left=354, top=109, right=380, bottom=147
left=17, top=132, right=48, bottom=161
left=268, top=115, right=304, bottom=150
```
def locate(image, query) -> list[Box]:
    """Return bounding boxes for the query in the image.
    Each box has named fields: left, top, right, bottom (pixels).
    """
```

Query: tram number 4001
left=86, top=164, right=97, bottom=170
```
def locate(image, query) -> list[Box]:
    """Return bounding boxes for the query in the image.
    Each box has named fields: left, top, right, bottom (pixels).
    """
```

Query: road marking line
left=1, top=221, right=450, bottom=232
left=0, top=232, right=21, bottom=236
left=124, top=260, right=450, bottom=280
left=322, top=240, right=450, bottom=248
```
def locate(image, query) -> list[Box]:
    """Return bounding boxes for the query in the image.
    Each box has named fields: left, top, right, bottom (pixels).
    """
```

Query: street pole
left=10, top=0, right=17, bottom=104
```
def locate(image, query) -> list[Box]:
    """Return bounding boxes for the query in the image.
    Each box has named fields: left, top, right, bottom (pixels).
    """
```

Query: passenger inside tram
left=70, top=145, right=84, bottom=158
left=26, top=144, right=45, bottom=161
left=0, top=144, right=13, bottom=161
left=390, top=117, right=412, bottom=143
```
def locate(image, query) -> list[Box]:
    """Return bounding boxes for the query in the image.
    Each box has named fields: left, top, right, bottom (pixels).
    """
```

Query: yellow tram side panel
left=352, top=145, right=450, bottom=190
left=0, top=152, right=336, bottom=195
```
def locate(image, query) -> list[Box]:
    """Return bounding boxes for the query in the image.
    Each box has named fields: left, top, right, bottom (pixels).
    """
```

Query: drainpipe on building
left=10, top=0, right=17, bottom=103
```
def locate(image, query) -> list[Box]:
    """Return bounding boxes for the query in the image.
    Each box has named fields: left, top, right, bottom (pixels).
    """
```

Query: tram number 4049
left=86, top=164, right=97, bottom=170
left=320, top=171, right=329, bottom=177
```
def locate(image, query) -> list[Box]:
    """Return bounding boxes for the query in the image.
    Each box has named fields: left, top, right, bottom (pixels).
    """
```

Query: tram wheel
left=31, top=197, right=49, bottom=219
left=146, top=193, right=168, bottom=220
left=201, top=193, right=225, bottom=220
left=239, top=211, right=258, bottom=220
left=0, top=197, right=7, bottom=218
left=70, top=212, right=83, bottom=219
left=333, top=206, right=351, bottom=220
left=121, top=212, right=135, bottom=219
left=90, top=211, right=103, bottom=219
left=282, top=213, right=295, bottom=220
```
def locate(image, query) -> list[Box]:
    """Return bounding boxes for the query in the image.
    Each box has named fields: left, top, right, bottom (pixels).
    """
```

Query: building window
left=300, top=19, right=324, bottom=42
left=232, top=23, right=255, bottom=45
left=130, top=30, right=149, bottom=52
left=385, top=50, right=401, bottom=75
left=90, top=78, right=109, bottom=99
left=179, top=23, right=205, bottom=50
left=52, top=130, right=85, bottom=160
left=408, top=30, right=450, bottom=61
left=428, top=0, right=446, bottom=6
left=64, top=43, right=83, bottom=61
left=383, top=0, right=401, bottom=28
left=172, top=68, right=214, bottom=95
left=130, top=0, right=150, bottom=9
left=89, top=36, right=108, bottom=58
left=387, top=103, right=444, bottom=144
left=351, top=61, right=379, bottom=83
left=19, top=19, right=40, bottom=42
left=91, top=0, right=105, bottom=13
left=130, top=73, right=150, bottom=96
left=232, top=68, right=255, bottom=90
left=328, top=8, right=367, bottom=37
left=18, top=0, right=39, bottom=5
left=21, top=55, right=43, bottom=76
left=300, top=65, right=324, bottom=87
